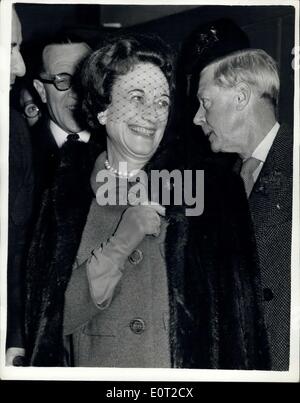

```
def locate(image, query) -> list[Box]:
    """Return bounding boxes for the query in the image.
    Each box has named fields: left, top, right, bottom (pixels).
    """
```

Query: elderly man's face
left=34, top=43, right=90, bottom=133
left=193, top=66, right=247, bottom=155
left=10, top=8, right=26, bottom=88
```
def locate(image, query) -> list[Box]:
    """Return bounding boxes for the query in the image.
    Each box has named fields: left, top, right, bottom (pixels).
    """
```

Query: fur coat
left=25, top=138, right=270, bottom=368
left=25, top=135, right=103, bottom=366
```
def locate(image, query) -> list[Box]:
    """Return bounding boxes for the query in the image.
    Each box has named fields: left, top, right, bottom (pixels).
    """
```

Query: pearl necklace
left=104, top=159, right=138, bottom=179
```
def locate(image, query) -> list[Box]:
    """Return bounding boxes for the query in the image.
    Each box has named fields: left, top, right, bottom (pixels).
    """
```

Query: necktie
left=240, top=157, right=261, bottom=197
left=67, top=133, right=79, bottom=142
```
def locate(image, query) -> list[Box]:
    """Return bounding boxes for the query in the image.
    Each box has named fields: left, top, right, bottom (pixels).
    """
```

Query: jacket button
left=263, top=287, right=274, bottom=301
left=129, top=318, right=146, bottom=334
left=128, top=249, right=143, bottom=265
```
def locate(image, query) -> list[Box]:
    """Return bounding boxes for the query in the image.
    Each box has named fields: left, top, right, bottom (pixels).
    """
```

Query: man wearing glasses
left=30, top=40, right=92, bottom=200
left=24, top=38, right=104, bottom=365
left=33, top=41, right=91, bottom=141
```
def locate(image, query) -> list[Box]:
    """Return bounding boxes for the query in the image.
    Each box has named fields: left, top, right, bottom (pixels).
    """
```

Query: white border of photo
left=0, top=0, right=299, bottom=382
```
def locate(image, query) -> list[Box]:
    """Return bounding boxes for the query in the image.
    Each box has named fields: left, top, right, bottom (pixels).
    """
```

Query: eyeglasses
left=39, top=72, right=73, bottom=91
left=23, top=102, right=40, bottom=118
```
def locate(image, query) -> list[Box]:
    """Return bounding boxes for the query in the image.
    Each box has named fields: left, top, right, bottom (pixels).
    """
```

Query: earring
left=97, top=112, right=106, bottom=125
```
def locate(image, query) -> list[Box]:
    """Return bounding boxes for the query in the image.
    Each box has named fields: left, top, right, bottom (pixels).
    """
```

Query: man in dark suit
left=6, top=6, right=33, bottom=366
left=193, top=48, right=293, bottom=371
left=30, top=39, right=93, bottom=206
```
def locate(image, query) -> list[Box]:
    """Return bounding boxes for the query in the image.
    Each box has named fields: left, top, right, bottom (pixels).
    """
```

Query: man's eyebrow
left=11, top=42, right=18, bottom=48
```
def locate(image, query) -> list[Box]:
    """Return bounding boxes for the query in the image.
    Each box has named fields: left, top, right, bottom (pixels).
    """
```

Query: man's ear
left=97, top=110, right=108, bottom=125
left=234, top=82, right=251, bottom=111
left=33, top=79, right=47, bottom=103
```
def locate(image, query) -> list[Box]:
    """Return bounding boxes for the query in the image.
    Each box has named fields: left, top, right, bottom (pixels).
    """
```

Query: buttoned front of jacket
left=70, top=199, right=171, bottom=367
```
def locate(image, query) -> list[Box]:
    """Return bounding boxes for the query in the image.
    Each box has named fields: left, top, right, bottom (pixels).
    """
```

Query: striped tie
left=240, top=157, right=261, bottom=197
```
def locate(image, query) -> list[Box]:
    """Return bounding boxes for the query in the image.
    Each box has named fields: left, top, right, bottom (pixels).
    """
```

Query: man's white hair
left=206, top=49, right=280, bottom=107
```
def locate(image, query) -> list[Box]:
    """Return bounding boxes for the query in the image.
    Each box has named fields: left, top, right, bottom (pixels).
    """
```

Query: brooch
left=255, top=170, right=283, bottom=194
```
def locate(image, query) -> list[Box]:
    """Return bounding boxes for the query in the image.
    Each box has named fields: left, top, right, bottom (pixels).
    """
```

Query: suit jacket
left=249, top=123, right=293, bottom=370
left=7, top=109, right=34, bottom=349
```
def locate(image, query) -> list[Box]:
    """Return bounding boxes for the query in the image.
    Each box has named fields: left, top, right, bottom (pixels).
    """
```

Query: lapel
left=46, top=119, right=60, bottom=151
left=31, top=118, right=60, bottom=167
left=40, top=118, right=59, bottom=152
left=249, top=124, right=293, bottom=226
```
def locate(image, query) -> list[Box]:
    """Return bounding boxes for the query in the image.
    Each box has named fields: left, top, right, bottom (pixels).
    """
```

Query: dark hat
left=182, top=18, right=250, bottom=74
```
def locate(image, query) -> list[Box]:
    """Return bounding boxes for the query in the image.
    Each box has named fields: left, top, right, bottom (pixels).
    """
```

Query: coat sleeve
left=63, top=260, right=101, bottom=335
left=7, top=110, right=34, bottom=350
left=63, top=239, right=128, bottom=335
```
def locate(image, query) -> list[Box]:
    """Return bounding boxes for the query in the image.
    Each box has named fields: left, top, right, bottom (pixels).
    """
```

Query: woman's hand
left=96, top=205, right=165, bottom=274
left=116, top=205, right=163, bottom=246
left=84, top=204, right=165, bottom=310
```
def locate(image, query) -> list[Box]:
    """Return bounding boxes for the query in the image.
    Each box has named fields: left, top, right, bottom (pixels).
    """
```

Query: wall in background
left=129, top=5, right=295, bottom=126
left=100, top=5, right=199, bottom=27
left=16, top=3, right=295, bottom=126
left=16, top=3, right=100, bottom=43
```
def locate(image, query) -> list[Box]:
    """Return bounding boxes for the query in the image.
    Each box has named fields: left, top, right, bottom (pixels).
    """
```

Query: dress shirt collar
left=50, top=120, right=90, bottom=148
left=252, top=122, right=280, bottom=163
left=243, top=121, right=280, bottom=184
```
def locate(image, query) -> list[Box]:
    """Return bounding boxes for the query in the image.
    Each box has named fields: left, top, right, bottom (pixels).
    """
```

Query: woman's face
left=100, top=62, right=170, bottom=161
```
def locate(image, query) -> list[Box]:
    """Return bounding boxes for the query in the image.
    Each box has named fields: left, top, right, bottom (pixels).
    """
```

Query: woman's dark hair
left=81, top=33, right=175, bottom=130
